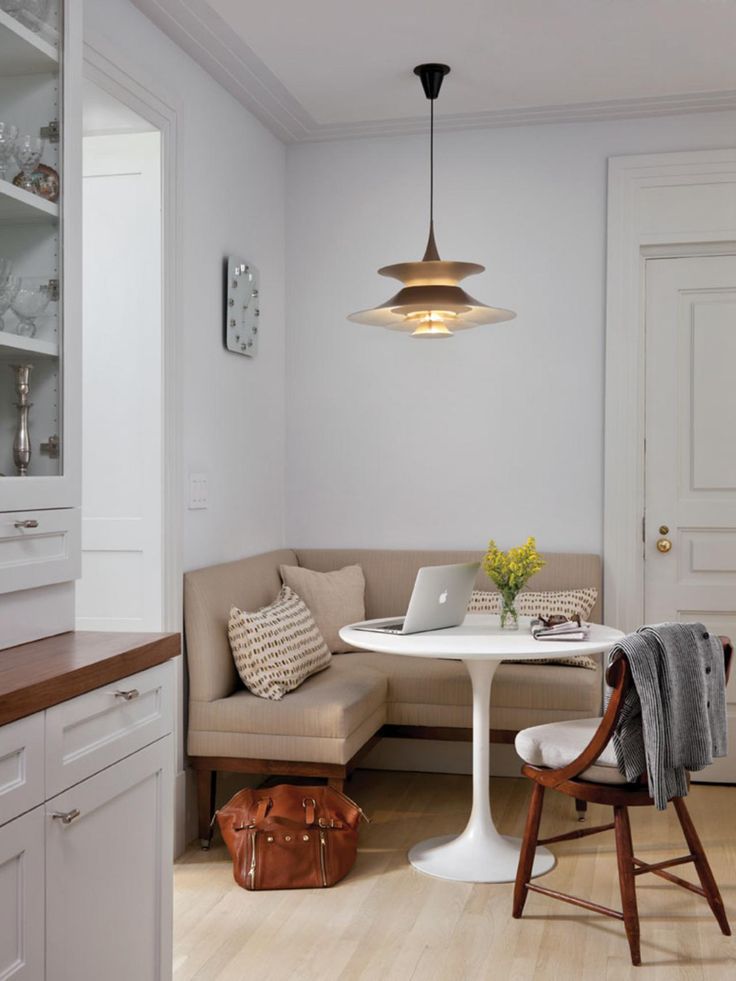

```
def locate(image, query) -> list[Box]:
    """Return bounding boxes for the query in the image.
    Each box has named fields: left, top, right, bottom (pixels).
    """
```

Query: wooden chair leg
left=673, top=797, right=731, bottom=936
left=513, top=783, right=545, bottom=918
left=575, top=799, right=588, bottom=821
left=614, top=805, right=641, bottom=966
left=197, top=769, right=217, bottom=849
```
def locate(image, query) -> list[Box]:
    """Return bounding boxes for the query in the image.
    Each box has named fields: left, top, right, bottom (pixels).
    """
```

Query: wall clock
left=225, top=256, right=260, bottom=357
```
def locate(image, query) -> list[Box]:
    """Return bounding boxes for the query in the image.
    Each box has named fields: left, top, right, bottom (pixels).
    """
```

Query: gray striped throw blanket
left=606, top=623, right=727, bottom=809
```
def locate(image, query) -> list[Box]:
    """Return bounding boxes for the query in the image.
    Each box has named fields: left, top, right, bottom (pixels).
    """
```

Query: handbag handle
left=302, top=797, right=317, bottom=826
left=254, top=797, right=272, bottom=824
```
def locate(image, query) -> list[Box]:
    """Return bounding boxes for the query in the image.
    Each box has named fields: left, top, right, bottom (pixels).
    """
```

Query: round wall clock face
left=225, top=256, right=260, bottom=357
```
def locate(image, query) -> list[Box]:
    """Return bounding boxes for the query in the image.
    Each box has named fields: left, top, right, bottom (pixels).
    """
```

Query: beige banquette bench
left=184, top=549, right=603, bottom=843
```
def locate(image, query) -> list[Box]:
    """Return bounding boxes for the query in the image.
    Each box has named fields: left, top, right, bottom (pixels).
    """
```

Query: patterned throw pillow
left=228, top=586, right=331, bottom=700
left=467, top=588, right=600, bottom=670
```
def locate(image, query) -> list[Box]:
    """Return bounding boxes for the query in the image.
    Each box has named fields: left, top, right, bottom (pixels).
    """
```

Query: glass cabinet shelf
left=0, top=9, right=58, bottom=75
left=0, top=332, right=57, bottom=358
left=0, top=179, right=58, bottom=222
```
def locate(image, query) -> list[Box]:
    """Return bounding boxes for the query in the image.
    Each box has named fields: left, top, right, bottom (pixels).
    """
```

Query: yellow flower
left=482, top=536, right=545, bottom=594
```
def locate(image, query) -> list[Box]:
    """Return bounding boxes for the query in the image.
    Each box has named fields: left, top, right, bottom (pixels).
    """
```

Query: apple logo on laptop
left=438, top=589, right=448, bottom=605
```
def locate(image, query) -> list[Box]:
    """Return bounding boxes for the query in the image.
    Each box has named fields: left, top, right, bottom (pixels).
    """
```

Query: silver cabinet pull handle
left=52, top=809, right=80, bottom=825
left=114, top=688, right=140, bottom=701
left=14, top=519, right=38, bottom=529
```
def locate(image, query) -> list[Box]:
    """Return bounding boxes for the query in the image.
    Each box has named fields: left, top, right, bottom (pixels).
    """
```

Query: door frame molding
left=82, top=36, right=182, bottom=640
left=604, top=148, right=736, bottom=632
left=82, top=36, right=188, bottom=851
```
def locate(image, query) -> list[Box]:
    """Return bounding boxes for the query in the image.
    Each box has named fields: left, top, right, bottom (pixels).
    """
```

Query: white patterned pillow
left=228, top=586, right=331, bottom=700
left=467, top=588, right=599, bottom=670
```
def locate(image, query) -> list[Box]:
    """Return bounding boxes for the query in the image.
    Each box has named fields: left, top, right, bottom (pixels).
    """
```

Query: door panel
left=645, top=255, right=736, bottom=782
left=46, top=736, right=173, bottom=981
left=76, top=131, right=162, bottom=631
left=0, top=807, right=44, bottom=980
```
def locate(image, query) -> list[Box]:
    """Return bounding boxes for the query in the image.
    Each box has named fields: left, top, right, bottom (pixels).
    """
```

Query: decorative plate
left=12, top=164, right=60, bottom=203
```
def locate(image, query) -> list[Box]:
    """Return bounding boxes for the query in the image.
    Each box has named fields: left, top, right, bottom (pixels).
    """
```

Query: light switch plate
left=225, top=256, right=259, bottom=357
left=188, top=473, right=208, bottom=509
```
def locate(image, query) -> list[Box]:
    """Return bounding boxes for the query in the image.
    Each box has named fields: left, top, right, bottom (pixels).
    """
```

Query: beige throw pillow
left=279, top=564, right=366, bottom=653
left=467, top=587, right=599, bottom=670
left=228, top=586, right=331, bottom=700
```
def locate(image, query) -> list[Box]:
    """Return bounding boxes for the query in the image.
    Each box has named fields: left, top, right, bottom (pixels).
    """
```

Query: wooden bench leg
left=197, top=769, right=217, bottom=849
left=673, top=797, right=731, bottom=936
left=513, top=783, right=545, bottom=918
left=575, top=799, right=587, bottom=821
left=614, top=805, right=641, bottom=966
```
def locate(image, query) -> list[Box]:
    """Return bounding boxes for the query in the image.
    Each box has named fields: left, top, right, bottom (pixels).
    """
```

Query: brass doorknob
left=656, top=538, right=672, bottom=554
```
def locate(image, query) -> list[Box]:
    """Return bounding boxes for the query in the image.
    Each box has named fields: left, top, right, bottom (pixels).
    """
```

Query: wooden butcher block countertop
left=0, top=630, right=180, bottom=726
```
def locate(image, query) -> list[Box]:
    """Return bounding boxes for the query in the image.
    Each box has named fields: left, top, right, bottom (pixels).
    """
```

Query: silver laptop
left=352, top=562, right=479, bottom=635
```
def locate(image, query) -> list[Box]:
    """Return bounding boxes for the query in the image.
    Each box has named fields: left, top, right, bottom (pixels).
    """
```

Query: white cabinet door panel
left=45, top=660, right=173, bottom=797
left=0, top=806, right=44, bottom=980
left=46, top=735, right=173, bottom=981
left=0, top=714, right=44, bottom=828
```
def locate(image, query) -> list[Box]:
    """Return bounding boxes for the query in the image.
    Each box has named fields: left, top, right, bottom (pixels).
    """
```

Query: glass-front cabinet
left=0, top=0, right=79, bottom=505
left=0, top=0, right=80, bottom=597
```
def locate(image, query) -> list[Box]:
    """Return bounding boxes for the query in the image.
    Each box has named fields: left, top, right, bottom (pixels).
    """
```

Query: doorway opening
left=76, top=80, right=163, bottom=631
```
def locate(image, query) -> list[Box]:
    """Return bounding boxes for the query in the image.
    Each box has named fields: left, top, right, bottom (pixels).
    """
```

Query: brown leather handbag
left=216, top=784, right=367, bottom=890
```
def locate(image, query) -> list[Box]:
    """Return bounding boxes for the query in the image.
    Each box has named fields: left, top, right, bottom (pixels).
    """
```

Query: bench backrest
left=184, top=548, right=602, bottom=702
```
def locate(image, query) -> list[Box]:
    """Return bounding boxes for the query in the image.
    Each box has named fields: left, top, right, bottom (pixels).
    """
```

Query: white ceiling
left=132, top=0, right=736, bottom=142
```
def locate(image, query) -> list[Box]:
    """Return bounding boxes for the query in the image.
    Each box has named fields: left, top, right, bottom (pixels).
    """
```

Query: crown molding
left=131, top=0, right=736, bottom=144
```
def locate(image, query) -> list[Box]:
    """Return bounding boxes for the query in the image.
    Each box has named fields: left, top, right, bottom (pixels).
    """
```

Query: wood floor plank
left=174, top=772, right=736, bottom=979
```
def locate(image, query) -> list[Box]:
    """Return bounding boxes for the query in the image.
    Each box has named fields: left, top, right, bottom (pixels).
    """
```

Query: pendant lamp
left=348, top=64, right=516, bottom=338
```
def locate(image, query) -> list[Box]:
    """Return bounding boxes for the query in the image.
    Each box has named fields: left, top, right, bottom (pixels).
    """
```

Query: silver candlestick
left=11, top=364, right=32, bottom=476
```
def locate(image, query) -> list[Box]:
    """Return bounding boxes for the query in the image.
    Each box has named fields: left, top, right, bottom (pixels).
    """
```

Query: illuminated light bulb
left=408, top=311, right=455, bottom=338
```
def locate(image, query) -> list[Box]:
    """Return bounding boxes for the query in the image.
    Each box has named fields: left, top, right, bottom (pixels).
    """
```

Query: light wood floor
left=173, top=771, right=736, bottom=980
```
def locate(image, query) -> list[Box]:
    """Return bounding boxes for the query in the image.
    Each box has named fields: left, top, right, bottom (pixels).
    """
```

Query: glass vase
left=499, top=593, right=519, bottom=630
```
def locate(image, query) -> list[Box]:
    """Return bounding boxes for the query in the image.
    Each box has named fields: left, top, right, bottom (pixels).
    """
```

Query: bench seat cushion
left=515, top=717, right=628, bottom=784
left=346, top=651, right=603, bottom=729
left=187, top=657, right=387, bottom=765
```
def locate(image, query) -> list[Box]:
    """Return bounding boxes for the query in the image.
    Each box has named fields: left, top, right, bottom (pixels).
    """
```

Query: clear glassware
left=10, top=278, right=51, bottom=337
left=0, top=123, right=18, bottom=182
left=0, top=258, right=12, bottom=289
left=0, top=275, right=20, bottom=333
left=0, top=0, right=50, bottom=35
left=14, top=136, right=44, bottom=192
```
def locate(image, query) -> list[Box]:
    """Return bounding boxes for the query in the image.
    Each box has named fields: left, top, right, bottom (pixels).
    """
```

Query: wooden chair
left=512, top=635, right=733, bottom=966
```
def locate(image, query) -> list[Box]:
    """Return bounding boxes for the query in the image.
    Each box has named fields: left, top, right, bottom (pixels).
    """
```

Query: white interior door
left=645, top=254, right=736, bottom=782
left=76, top=132, right=162, bottom=631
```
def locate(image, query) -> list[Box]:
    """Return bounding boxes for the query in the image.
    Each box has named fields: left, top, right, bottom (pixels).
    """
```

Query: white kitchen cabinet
left=0, top=0, right=82, bottom=628
left=0, top=655, right=175, bottom=980
left=46, top=736, right=173, bottom=981
left=0, top=805, right=44, bottom=980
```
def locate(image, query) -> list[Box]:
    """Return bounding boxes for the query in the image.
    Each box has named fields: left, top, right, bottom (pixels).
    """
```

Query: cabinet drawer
left=0, top=509, right=81, bottom=595
left=0, top=714, right=44, bottom=828
left=45, top=661, right=173, bottom=797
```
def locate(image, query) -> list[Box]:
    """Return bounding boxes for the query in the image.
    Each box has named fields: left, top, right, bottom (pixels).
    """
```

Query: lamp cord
left=429, top=96, right=434, bottom=226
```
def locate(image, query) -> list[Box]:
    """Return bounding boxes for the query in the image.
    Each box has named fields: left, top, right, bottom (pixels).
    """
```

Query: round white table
left=340, top=614, right=623, bottom=884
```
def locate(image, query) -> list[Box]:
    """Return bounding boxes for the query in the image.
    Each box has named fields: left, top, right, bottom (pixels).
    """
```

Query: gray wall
left=285, top=111, right=736, bottom=553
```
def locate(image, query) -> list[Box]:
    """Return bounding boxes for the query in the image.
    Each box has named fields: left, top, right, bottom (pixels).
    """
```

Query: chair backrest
left=604, top=633, right=732, bottom=733
left=540, top=635, right=732, bottom=788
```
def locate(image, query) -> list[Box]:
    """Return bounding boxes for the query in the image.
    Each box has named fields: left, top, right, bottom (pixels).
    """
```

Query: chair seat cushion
left=515, top=717, right=629, bottom=785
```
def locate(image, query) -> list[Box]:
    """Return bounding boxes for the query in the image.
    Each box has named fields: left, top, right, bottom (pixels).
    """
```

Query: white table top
left=340, top=614, right=624, bottom=661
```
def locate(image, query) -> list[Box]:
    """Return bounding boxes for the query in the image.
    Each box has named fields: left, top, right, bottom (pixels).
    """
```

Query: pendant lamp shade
left=348, top=65, right=516, bottom=338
